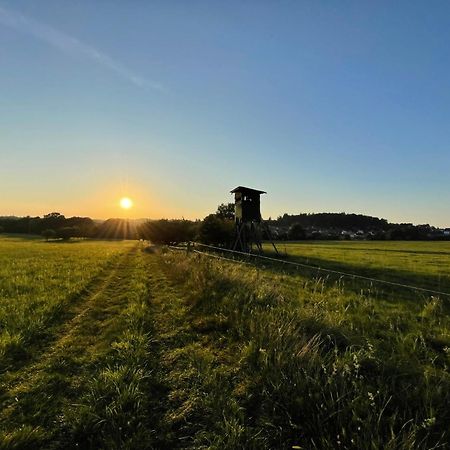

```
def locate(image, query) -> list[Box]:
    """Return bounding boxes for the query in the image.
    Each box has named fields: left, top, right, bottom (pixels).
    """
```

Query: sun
left=120, top=197, right=133, bottom=209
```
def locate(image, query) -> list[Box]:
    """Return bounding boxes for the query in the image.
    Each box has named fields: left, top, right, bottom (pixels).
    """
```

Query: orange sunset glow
left=120, top=197, right=133, bottom=209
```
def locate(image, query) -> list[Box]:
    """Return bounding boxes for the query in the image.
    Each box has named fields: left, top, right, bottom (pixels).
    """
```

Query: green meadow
left=0, top=236, right=135, bottom=370
left=0, top=236, right=449, bottom=449
left=265, top=240, right=450, bottom=294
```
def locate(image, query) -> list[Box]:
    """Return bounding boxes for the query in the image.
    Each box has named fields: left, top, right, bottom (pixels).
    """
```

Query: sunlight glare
left=120, top=197, right=133, bottom=209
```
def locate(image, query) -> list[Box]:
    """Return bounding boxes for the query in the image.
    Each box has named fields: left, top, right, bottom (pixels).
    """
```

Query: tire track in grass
left=61, top=251, right=172, bottom=450
left=0, top=246, right=134, bottom=387
left=3, top=249, right=241, bottom=448
left=0, top=246, right=137, bottom=396
left=141, top=254, right=241, bottom=449
left=0, top=245, right=142, bottom=446
left=143, top=256, right=194, bottom=448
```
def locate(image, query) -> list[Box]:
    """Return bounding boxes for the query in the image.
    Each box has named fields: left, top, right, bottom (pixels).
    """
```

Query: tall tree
left=215, top=203, right=235, bottom=220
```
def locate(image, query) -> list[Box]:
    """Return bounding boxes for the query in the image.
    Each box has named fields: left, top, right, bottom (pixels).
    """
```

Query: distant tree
left=96, top=219, right=138, bottom=240
left=215, top=203, right=235, bottom=220
left=43, top=212, right=65, bottom=220
left=198, top=214, right=234, bottom=246
left=287, top=223, right=306, bottom=240
left=41, top=229, right=56, bottom=241
left=272, top=212, right=389, bottom=231
left=66, top=217, right=96, bottom=237
left=57, top=226, right=78, bottom=241
left=138, top=219, right=196, bottom=245
left=386, top=224, right=429, bottom=241
left=0, top=225, right=3, bottom=234
left=40, top=212, right=66, bottom=235
left=369, top=231, right=386, bottom=241
left=276, top=230, right=288, bottom=240
left=310, top=231, right=322, bottom=240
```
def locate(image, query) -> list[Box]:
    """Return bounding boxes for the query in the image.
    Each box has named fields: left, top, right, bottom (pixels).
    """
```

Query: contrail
left=0, top=4, right=164, bottom=91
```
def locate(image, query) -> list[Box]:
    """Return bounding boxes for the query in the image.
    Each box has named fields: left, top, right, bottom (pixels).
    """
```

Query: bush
left=287, top=223, right=306, bottom=240
left=41, top=229, right=56, bottom=241
left=197, top=215, right=234, bottom=247
left=56, top=226, right=79, bottom=241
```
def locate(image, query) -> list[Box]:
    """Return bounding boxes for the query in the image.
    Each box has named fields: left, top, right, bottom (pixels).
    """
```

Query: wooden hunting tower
left=231, top=186, right=278, bottom=254
left=231, top=186, right=266, bottom=223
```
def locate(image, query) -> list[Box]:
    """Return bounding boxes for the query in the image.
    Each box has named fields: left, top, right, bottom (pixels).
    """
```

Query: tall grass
left=0, top=238, right=448, bottom=448
left=161, top=251, right=450, bottom=449
left=65, top=252, right=158, bottom=449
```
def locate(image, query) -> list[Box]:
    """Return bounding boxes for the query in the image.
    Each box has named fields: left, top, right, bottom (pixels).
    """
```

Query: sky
left=1, top=1, right=450, bottom=225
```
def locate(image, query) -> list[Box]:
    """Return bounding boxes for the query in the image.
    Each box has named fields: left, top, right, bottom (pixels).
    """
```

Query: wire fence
left=167, top=242, right=450, bottom=298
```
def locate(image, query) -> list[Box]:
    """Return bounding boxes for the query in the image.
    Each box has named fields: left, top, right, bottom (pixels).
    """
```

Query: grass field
left=0, top=236, right=136, bottom=370
left=0, top=236, right=449, bottom=449
left=265, top=240, right=450, bottom=295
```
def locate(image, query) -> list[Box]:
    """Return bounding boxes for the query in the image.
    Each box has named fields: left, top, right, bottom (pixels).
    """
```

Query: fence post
left=187, top=241, right=192, bottom=255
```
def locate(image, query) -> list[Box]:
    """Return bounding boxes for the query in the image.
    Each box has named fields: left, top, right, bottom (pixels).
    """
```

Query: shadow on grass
left=282, top=252, right=450, bottom=296
left=162, top=251, right=450, bottom=449
left=278, top=240, right=450, bottom=256
left=38, top=238, right=138, bottom=245
left=201, top=247, right=450, bottom=308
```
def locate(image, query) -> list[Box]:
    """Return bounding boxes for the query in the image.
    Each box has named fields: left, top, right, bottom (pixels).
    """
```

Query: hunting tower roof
left=230, top=186, right=266, bottom=195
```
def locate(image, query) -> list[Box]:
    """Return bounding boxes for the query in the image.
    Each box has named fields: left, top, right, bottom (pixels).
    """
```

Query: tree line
left=137, top=205, right=235, bottom=246
left=1, top=207, right=447, bottom=244
left=0, top=213, right=139, bottom=240
left=269, top=212, right=389, bottom=231
left=0, top=208, right=235, bottom=244
left=267, top=213, right=447, bottom=241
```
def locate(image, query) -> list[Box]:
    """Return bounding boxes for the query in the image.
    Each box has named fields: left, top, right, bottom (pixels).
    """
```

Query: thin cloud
left=0, top=4, right=164, bottom=91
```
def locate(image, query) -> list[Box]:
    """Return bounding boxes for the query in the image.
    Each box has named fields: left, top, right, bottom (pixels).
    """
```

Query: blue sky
left=1, top=1, right=449, bottom=225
